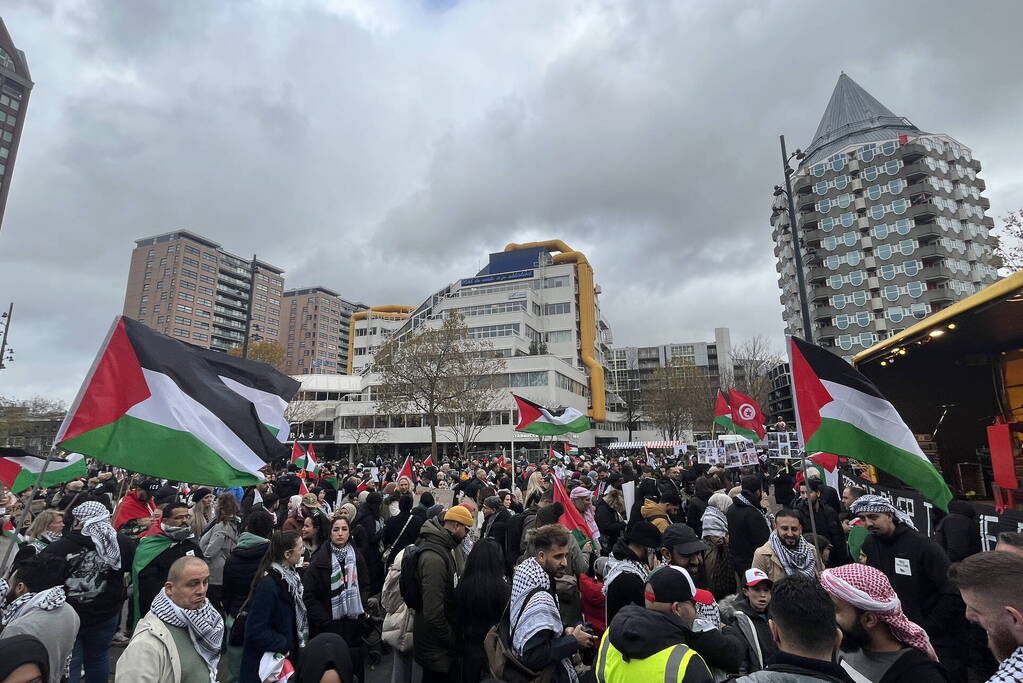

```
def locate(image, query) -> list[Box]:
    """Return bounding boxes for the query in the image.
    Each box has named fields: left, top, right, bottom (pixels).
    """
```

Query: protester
left=0, top=554, right=80, bottom=683
left=43, top=498, right=135, bottom=683
left=13, top=508, right=64, bottom=562
left=840, top=485, right=868, bottom=563
left=113, top=479, right=160, bottom=538
left=722, top=568, right=777, bottom=674
left=772, top=467, right=796, bottom=510
left=594, top=565, right=714, bottom=682
left=640, top=495, right=672, bottom=533
left=222, top=510, right=273, bottom=618
left=199, top=492, right=240, bottom=613
left=241, top=531, right=307, bottom=683
left=302, top=516, right=369, bottom=682
left=189, top=488, right=215, bottom=540
left=700, top=493, right=735, bottom=599
left=351, top=492, right=386, bottom=595
left=594, top=485, right=627, bottom=554
left=686, top=478, right=713, bottom=538
left=820, top=563, right=947, bottom=682
left=298, top=633, right=354, bottom=683
left=603, top=520, right=661, bottom=625
left=133, top=501, right=205, bottom=623
left=752, top=508, right=820, bottom=582
left=480, top=495, right=512, bottom=570
left=0, top=634, right=50, bottom=683
left=797, top=479, right=847, bottom=566
left=949, top=550, right=1023, bottom=683
left=300, top=512, right=330, bottom=566
left=935, top=500, right=981, bottom=563
left=116, top=556, right=224, bottom=683
left=994, top=531, right=1023, bottom=558
left=512, top=524, right=596, bottom=682
left=727, top=476, right=771, bottom=575
left=454, top=538, right=510, bottom=683
left=414, top=506, right=469, bottom=681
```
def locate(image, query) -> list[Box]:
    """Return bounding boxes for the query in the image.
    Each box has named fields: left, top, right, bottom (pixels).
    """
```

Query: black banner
left=839, top=468, right=1023, bottom=550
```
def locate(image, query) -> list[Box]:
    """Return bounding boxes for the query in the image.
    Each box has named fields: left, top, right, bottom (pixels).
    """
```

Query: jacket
left=604, top=538, right=647, bottom=626
left=302, top=543, right=370, bottom=638
left=595, top=494, right=627, bottom=551
left=735, top=650, right=854, bottom=682
left=383, top=511, right=424, bottom=569
left=481, top=507, right=511, bottom=561
left=795, top=500, right=847, bottom=565
left=839, top=647, right=950, bottom=683
left=726, top=493, right=771, bottom=573
left=135, top=535, right=204, bottom=621
left=720, top=594, right=777, bottom=674
left=750, top=541, right=821, bottom=584
left=2, top=602, right=80, bottom=683
left=114, top=611, right=183, bottom=683
left=42, top=529, right=136, bottom=628
left=685, top=493, right=710, bottom=539
left=222, top=533, right=269, bottom=617
left=597, top=604, right=713, bottom=683
left=241, top=571, right=300, bottom=683
left=641, top=499, right=672, bottom=533
left=199, top=518, right=239, bottom=584
left=351, top=507, right=385, bottom=595
left=412, top=516, right=461, bottom=672
left=772, top=474, right=795, bottom=510
left=381, top=547, right=414, bottom=653
left=934, top=501, right=980, bottom=563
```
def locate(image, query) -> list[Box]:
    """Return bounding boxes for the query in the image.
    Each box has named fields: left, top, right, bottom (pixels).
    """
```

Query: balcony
left=215, top=305, right=247, bottom=321
left=922, top=288, right=955, bottom=306
left=920, top=263, right=953, bottom=282
left=216, top=294, right=247, bottom=311
left=217, top=284, right=248, bottom=300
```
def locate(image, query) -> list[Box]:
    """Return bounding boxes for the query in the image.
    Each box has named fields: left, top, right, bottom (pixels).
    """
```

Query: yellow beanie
left=443, top=505, right=474, bottom=527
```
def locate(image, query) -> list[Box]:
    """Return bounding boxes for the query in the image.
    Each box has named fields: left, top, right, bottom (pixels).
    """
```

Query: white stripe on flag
left=9, top=452, right=85, bottom=473
left=219, top=375, right=290, bottom=443
left=819, top=380, right=927, bottom=462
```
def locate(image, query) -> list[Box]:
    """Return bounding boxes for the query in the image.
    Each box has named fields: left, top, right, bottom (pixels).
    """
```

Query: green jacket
left=412, top=517, right=461, bottom=672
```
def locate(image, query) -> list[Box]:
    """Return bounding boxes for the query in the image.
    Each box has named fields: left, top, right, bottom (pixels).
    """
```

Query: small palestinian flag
left=291, top=442, right=319, bottom=474
left=55, top=317, right=300, bottom=487
left=513, top=394, right=589, bottom=435
left=396, top=455, right=413, bottom=482
left=789, top=336, right=952, bottom=510
left=727, top=389, right=766, bottom=442
left=713, top=390, right=735, bottom=432
left=0, top=449, right=88, bottom=494
left=423, top=454, right=434, bottom=467
left=550, top=473, right=593, bottom=546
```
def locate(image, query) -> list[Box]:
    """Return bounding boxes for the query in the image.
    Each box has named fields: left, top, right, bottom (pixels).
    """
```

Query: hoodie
left=413, top=517, right=462, bottom=672
left=641, top=499, right=671, bottom=533
left=606, top=605, right=714, bottom=682
left=222, top=533, right=270, bottom=617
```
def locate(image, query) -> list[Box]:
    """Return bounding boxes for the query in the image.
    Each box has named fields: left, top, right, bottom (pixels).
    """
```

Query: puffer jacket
left=199, top=518, right=239, bottom=584
left=640, top=498, right=671, bottom=533
left=381, top=548, right=414, bottom=653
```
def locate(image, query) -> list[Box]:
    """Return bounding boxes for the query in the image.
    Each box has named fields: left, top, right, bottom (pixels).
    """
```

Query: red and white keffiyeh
left=821, top=563, right=937, bottom=661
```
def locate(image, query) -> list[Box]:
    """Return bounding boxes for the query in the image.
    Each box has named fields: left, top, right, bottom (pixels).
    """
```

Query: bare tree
left=374, top=313, right=506, bottom=462
left=995, top=209, right=1021, bottom=272
left=283, top=398, right=319, bottom=441
left=645, top=362, right=717, bottom=440
left=443, top=370, right=505, bottom=461
left=345, top=421, right=384, bottom=467
left=731, top=335, right=783, bottom=414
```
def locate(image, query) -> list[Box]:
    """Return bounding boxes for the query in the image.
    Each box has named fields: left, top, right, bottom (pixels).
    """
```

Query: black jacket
left=685, top=493, right=710, bottom=539
left=594, top=497, right=627, bottom=551
left=772, top=473, right=795, bottom=509
left=481, top=507, right=511, bottom=562
left=934, top=501, right=980, bottom=563
left=413, top=517, right=461, bottom=673
left=746, top=650, right=854, bottom=682
left=276, top=474, right=302, bottom=502
left=42, top=530, right=136, bottom=628
left=242, top=570, right=300, bottom=683
left=725, top=492, right=770, bottom=573
left=796, top=499, right=848, bottom=565
left=605, top=605, right=714, bottom=682
left=222, top=538, right=269, bottom=617
left=350, top=507, right=385, bottom=595
left=841, top=646, right=949, bottom=683
left=302, top=543, right=370, bottom=637
left=605, top=539, right=647, bottom=626
left=383, top=511, right=423, bottom=569
left=722, top=595, right=777, bottom=674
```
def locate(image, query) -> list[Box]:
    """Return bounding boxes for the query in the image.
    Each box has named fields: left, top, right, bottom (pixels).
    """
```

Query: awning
left=606, top=441, right=686, bottom=450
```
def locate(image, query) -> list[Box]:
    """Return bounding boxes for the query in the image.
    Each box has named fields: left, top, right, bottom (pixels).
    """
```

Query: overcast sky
left=1, top=0, right=1022, bottom=402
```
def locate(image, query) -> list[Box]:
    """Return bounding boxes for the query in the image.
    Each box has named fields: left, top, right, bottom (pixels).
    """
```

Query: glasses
left=827, top=270, right=867, bottom=289
left=821, top=231, right=859, bottom=251
left=865, top=179, right=907, bottom=201
left=831, top=290, right=868, bottom=309
left=872, top=218, right=913, bottom=240
left=875, top=240, right=918, bottom=260
left=819, top=212, right=857, bottom=233
left=868, top=199, right=911, bottom=220
left=835, top=311, right=872, bottom=330
left=882, top=281, right=926, bottom=301
left=857, top=140, right=900, bottom=163
left=824, top=251, right=863, bottom=270
left=836, top=332, right=879, bottom=351
left=862, top=159, right=902, bottom=181
left=814, top=175, right=850, bottom=195
left=817, top=193, right=854, bottom=214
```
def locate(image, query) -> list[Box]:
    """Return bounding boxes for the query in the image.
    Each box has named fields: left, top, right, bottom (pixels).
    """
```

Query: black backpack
left=398, top=543, right=453, bottom=611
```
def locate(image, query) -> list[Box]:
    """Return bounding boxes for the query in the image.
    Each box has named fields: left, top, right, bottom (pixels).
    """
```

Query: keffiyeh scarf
left=511, top=558, right=578, bottom=683
left=768, top=530, right=817, bottom=578
left=0, top=578, right=67, bottom=627
left=989, top=646, right=1023, bottom=683
left=701, top=506, right=728, bottom=539
left=73, top=501, right=121, bottom=568
left=820, top=564, right=937, bottom=660
left=849, top=495, right=917, bottom=530
left=272, top=563, right=309, bottom=649
left=150, top=588, right=224, bottom=682
left=602, top=555, right=647, bottom=595
left=329, top=543, right=364, bottom=620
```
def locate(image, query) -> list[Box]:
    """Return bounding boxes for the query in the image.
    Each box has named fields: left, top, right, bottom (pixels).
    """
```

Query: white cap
left=745, top=568, right=772, bottom=587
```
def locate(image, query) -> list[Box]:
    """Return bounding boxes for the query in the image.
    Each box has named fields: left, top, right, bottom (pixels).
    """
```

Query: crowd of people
left=1, top=447, right=1021, bottom=683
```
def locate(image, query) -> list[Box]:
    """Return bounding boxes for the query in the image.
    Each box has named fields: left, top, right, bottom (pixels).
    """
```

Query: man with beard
left=727, top=476, right=771, bottom=575
left=131, top=501, right=204, bottom=626
left=821, top=563, right=947, bottom=682
left=752, top=508, right=820, bottom=582
left=950, top=551, right=1023, bottom=683
left=851, top=495, right=965, bottom=681
left=513, top=524, right=597, bottom=683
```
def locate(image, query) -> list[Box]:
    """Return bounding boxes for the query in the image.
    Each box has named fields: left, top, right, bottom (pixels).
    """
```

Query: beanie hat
left=483, top=496, right=502, bottom=511
left=626, top=520, right=662, bottom=549
left=444, top=505, right=474, bottom=527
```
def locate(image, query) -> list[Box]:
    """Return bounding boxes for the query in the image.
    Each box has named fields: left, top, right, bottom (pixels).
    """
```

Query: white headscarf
left=73, top=501, right=120, bottom=568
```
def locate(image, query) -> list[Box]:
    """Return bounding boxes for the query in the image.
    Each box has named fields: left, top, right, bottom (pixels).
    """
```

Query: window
left=201, top=264, right=216, bottom=273
left=184, top=245, right=200, bottom=256
left=173, top=328, right=190, bottom=338
left=177, top=304, right=193, bottom=313
left=545, top=330, right=573, bottom=343
left=179, top=292, right=194, bottom=302
left=544, top=302, right=572, bottom=315
left=200, top=274, right=215, bottom=285
left=179, top=280, right=196, bottom=291
left=201, top=252, right=217, bottom=262
left=199, top=286, right=214, bottom=296
left=468, top=323, right=519, bottom=339
left=182, top=256, right=199, bottom=268
left=175, top=316, right=192, bottom=326
left=142, top=283, right=151, bottom=291
left=544, top=276, right=570, bottom=289
left=180, top=268, right=198, bottom=280
left=192, top=332, right=209, bottom=342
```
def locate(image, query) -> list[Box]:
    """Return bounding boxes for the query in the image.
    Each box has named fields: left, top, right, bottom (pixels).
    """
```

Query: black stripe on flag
left=791, top=337, right=885, bottom=400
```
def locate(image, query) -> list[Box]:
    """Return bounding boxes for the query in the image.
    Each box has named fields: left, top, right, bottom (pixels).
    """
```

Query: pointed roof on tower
left=802, top=73, right=922, bottom=165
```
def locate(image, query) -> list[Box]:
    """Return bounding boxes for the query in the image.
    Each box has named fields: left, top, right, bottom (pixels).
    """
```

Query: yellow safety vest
left=594, top=629, right=704, bottom=683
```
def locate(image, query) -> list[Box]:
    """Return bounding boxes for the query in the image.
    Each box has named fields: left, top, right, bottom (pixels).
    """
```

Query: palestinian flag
left=550, top=474, right=593, bottom=546
left=789, top=336, right=952, bottom=510
left=513, top=394, right=589, bottom=435
left=713, top=390, right=735, bottom=433
left=291, top=442, right=319, bottom=474
left=727, top=389, right=766, bottom=442
left=423, top=454, right=434, bottom=467
left=55, top=317, right=300, bottom=488
left=396, top=455, right=413, bottom=482
left=0, top=449, right=88, bottom=494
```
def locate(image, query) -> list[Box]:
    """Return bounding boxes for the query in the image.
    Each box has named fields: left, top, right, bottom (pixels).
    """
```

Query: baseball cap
left=646, top=566, right=715, bottom=606
left=661, top=523, right=708, bottom=556
left=744, top=568, right=773, bottom=588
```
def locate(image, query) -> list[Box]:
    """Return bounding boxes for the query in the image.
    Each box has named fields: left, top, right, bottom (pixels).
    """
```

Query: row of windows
left=468, top=323, right=519, bottom=339
left=338, top=410, right=522, bottom=430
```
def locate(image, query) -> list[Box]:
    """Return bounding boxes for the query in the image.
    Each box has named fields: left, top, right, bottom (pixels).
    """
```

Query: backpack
left=483, top=586, right=555, bottom=683
left=398, top=543, right=453, bottom=611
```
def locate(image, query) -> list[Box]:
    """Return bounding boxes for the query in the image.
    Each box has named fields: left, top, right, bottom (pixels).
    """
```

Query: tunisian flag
left=727, top=389, right=766, bottom=441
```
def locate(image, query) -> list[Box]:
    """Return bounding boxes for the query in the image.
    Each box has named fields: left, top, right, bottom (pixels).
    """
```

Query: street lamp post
left=775, top=134, right=814, bottom=344
left=0, top=302, right=14, bottom=370
left=241, top=254, right=257, bottom=359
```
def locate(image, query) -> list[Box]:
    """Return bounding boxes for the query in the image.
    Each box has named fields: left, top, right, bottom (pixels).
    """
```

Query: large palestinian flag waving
left=788, top=336, right=952, bottom=510
left=513, top=394, right=590, bottom=435
left=55, top=317, right=300, bottom=487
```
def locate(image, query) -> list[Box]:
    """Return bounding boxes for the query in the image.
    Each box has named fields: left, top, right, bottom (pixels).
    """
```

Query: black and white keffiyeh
left=150, top=588, right=223, bottom=682
left=988, top=646, right=1023, bottom=683
left=768, top=530, right=817, bottom=578
left=849, top=495, right=917, bottom=530
left=0, top=578, right=68, bottom=627
left=272, top=562, right=308, bottom=649
left=73, top=501, right=121, bottom=568
left=511, top=558, right=578, bottom=683
left=329, top=543, right=364, bottom=620
left=602, top=555, right=647, bottom=596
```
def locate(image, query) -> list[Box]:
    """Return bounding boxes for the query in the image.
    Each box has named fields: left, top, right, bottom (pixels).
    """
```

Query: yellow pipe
left=346, top=305, right=415, bottom=374
left=504, top=241, right=606, bottom=422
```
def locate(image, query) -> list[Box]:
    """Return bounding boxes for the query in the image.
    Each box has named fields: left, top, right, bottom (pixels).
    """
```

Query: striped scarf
left=0, top=579, right=67, bottom=627
left=768, top=530, right=816, bottom=578
left=272, top=563, right=309, bottom=649
left=329, top=543, right=364, bottom=620
left=150, top=589, right=223, bottom=682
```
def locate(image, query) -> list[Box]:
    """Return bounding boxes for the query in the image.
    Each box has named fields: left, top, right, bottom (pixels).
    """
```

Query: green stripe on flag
left=10, top=456, right=89, bottom=493
left=519, top=415, right=590, bottom=435
left=714, top=415, right=760, bottom=442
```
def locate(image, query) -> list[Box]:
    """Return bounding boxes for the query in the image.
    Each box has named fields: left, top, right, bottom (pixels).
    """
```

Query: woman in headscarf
left=302, top=516, right=369, bottom=682
left=0, top=633, right=49, bottom=683
left=701, top=492, right=736, bottom=599
left=189, top=488, right=215, bottom=539
left=241, top=531, right=307, bottom=683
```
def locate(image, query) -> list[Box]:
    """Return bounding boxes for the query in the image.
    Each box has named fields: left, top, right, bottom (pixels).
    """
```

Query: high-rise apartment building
left=772, top=74, right=999, bottom=362
left=0, top=18, right=32, bottom=232
left=123, top=231, right=285, bottom=351
left=279, top=286, right=365, bottom=375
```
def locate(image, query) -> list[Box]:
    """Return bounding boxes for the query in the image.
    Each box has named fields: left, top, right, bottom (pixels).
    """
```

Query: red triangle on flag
left=298, top=479, right=309, bottom=496
left=397, top=455, right=413, bottom=482
left=290, top=442, right=304, bottom=464
left=423, top=454, right=434, bottom=467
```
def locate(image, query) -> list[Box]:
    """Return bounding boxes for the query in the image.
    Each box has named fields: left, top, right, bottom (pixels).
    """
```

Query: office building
left=772, top=74, right=999, bottom=361
left=279, top=286, right=366, bottom=375
left=766, top=361, right=795, bottom=427
left=0, top=17, right=32, bottom=232
left=123, top=230, right=285, bottom=351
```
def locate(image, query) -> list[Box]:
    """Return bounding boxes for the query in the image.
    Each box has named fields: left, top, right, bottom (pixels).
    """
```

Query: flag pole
left=799, top=450, right=822, bottom=571
left=1, top=445, right=58, bottom=571
left=786, top=335, right=822, bottom=570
